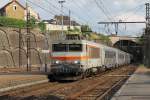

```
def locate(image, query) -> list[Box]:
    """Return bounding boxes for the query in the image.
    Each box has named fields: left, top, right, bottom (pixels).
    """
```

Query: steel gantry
left=98, top=3, right=150, bottom=67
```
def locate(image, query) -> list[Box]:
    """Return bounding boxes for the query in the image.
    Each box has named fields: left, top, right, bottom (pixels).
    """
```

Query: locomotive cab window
left=69, top=44, right=82, bottom=52
left=52, top=44, right=67, bottom=52
left=52, top=44, right=82, bottom=52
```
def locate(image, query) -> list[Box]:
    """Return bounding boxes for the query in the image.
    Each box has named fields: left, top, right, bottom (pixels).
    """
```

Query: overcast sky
left=1, top=0, right=150, bottom=36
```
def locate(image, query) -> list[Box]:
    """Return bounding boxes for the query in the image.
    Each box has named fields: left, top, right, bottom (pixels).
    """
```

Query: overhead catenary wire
left=94, top=0, right=146, bottom=34
left=71, top=0, right=101, bottom=32
left=69, top=0, right=95, bottom=22
left=94, top=0, right=118, bottom=33
left=94, top=0, right=112, bottom=21
left=27, top=0, right=146, bottom=35
left=30, top=0, right=94, bottom=27
left=44, top=0, right=67, bottom=15
left=27, top=0, right=57, bottom=16
left=115, top=4, right=145, bottom=21
left=27, top=0, right=115, bottom=33
left=114, top=3, right=145, bottom=34
left=63, top=1, right=95, bottom=26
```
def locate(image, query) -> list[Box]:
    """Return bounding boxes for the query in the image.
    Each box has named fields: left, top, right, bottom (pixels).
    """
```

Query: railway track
left=0, top=65, right=136, bottom=100
left=66, top=65, right=135, bottom=100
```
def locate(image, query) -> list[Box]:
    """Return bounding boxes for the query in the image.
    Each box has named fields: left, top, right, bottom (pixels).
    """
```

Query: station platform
left=0, top=74, right=49, bottom=93
left=112, top=66, right=150, bottom=100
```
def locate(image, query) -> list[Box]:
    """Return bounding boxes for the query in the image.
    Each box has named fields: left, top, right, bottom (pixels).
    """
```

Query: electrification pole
left=144, top=3, right=150, bottom=67
left=59, top=0, right=65, bottom=39
left=69, top=10, right=71, bottom=30
left=19, top=28, right=22, bottom=68
left=26, top=0, right=31, bottom=71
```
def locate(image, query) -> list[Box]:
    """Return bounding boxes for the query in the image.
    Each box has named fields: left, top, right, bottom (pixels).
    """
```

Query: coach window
left=69, top=44, right=82, bottom=52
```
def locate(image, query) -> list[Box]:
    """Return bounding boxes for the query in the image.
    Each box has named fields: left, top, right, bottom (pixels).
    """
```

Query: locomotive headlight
left=55, top=61, right=60, bottom=64
left=74, top=61, right=80, bottom=64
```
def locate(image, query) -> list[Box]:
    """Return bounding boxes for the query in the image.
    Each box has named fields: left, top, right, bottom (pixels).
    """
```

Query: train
left=50, top=39, right=132, bottom=80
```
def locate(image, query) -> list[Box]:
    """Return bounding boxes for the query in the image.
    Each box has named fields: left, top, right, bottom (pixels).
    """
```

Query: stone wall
left=0, top=27, right=51, bottom=69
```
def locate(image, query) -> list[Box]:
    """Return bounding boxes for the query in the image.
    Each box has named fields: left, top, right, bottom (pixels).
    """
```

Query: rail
left=97, top=69, right=135, bottom=100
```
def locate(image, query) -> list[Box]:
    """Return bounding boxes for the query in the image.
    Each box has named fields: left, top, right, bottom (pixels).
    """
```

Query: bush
left=81, top=25, right=92, bottom=34
left=0, top=16, right=46, bottom=32
left=0, top=16, right=26, bottom=28
left=38, top=21, right=46, bottom=32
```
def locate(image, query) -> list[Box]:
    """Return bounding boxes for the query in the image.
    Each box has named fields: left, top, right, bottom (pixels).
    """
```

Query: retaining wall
left=0, top=27, right=51, bottom=70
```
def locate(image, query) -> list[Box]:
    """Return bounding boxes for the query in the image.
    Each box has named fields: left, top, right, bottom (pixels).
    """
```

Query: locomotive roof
left=51, top=39, right=131, bottom=55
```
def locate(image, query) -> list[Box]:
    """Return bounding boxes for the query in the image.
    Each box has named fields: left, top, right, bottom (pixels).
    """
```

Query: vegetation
left=81, top=25, right=92, bottom=34
left=137, top=29, right=145, bottom=45
left=0, top=16, right=46, bottom=32
left=80, top=24, right=111, bottom=45
left=0, top=16, right=111, bottom=45
left=66, top=24, right=111, bottom=45
left=67, top=26, right=82, bottom=34
left=0, top=16, right=26, bottom=28
left=88, top=32, right=112, bottom=45
left=28, top=16, right=37, bottom=28
left=38, top=21, right=46, bottom=32
left=99, top=34, right=112, bottom=45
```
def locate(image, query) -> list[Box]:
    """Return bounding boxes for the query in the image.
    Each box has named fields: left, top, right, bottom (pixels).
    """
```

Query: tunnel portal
left=114, top=40, right=143, bottom=63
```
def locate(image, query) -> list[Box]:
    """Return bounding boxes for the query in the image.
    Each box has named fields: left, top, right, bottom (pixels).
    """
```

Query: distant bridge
left=109, top=35, right=139, bottom=45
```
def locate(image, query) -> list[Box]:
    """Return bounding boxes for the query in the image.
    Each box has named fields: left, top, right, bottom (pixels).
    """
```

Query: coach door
left=86, top=44, right=90, bottom=68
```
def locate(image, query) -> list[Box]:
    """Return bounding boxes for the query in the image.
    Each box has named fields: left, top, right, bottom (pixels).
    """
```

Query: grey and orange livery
left=50, top=39, right=131, bottom=80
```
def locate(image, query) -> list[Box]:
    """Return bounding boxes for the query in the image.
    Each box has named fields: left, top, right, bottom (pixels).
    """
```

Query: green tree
left=38, top=21, right=46, bottom=32
left=81, top=25, right=92, bottom=33
left=68, top=26, right=80, bottom=32
left=28, top=16, right=37, bottom=28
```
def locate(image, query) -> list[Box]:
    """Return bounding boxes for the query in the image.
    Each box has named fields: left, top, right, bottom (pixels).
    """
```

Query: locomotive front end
left=51, top=40, right=85, bottom=79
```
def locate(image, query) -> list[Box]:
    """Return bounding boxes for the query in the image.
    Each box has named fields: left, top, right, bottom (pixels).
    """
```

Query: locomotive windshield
left=69, top=44, right=82, bottom=51
left=52, top=44, right=67, bottom=52
left=52, top=44, right=82, bottom=52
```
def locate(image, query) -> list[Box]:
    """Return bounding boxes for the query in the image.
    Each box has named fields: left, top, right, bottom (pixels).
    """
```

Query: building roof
left=54, top=15, right=70, bottom=21
left=43, top=15, right=80, bottom=26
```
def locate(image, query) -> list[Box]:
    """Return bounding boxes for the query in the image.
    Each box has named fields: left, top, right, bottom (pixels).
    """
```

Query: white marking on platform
left=107, top=75, right=131, bottom=77
left=0, top=79, right=49, bottom=93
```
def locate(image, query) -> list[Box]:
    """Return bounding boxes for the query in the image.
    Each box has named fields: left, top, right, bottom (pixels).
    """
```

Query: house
left=43, top=15, right=81, bottom=31
left=0, top=0, right=40, bottom=21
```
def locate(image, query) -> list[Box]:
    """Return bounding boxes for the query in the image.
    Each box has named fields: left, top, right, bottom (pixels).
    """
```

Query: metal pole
left=44, top=31, right=49, bottom=72
left=59, top=0, right=65, bottom=39
left=115, top=23, right=118, bottom=35
left=69, top=10, right=71, bottom=30
left=144, top=3, right=150, bottom=67
left=26, top=0, right=31, bottom=71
